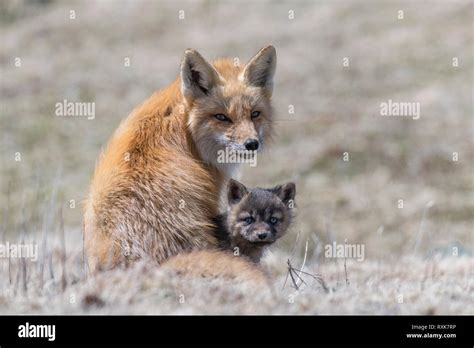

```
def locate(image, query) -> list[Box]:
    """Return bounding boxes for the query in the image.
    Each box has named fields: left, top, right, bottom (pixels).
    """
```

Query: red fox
left=160, top=250, right=270, bottom=286
left=161, top=179, right=296, bottom=284
left=84, top=46, right=277, bottom=272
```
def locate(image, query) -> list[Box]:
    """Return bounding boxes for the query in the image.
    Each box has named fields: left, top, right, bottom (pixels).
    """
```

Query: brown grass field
left=0, top=0, right=473, bottom=314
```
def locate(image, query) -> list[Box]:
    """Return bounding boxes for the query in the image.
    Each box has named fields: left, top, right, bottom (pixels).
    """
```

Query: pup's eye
left=269, top=217, right=279, bottom=225
left=243, top=217, right=254, bottom=225
left=214, top=113, right=231, bottom=122
left=251, top=111, right=260, bottom=119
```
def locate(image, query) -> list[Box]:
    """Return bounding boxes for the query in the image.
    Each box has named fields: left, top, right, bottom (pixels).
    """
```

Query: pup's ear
left=274, top=182, right=296, bottom=206
left=241, top=45, right=276, bottom=97
left=180, top=49, right=220, bottom=101
left=228, top=179, right=248, bottom=205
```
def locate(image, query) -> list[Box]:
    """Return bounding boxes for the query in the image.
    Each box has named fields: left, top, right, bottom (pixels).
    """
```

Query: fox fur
left=84, top=46, right=277, bottom=272
left=160, top=250, right=269, bottom=286
left=160, top=179, right=296, bottom=286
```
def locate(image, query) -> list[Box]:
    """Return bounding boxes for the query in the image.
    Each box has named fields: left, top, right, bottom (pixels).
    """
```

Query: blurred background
left=0, top=0, right=472, bottom=272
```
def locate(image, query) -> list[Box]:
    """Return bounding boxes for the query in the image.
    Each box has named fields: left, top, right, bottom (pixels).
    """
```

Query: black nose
left=245, top=139, right=259, bottom=151
left=258, top=232, right=268, bottom=240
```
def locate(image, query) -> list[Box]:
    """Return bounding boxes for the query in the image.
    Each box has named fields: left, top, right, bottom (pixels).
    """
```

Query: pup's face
left=181, top=46, right=276, bottom=169
left=226, top=180, right=296, bottom=245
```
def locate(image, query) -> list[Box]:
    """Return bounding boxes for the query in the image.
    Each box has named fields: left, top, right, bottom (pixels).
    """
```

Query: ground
left=0, top=0, right=472, bottom=314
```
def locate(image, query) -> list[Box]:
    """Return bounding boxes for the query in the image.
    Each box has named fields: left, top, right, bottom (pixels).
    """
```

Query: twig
left=289, top=229, right=301, bottom=260
left=48, top=251, right=54, bottom=280
left=82, top=215, right=90, bottom=280
left=282, top=230, right=301, bottom=290
left=289, top=262, right=307, bottom=286
left=59, top=204, right=67, bottom=291
left=289, top=266, right=329, bottom=293
left=39, top=166, right=62, bottom=289
left=20, top=228, right=27, bottom=295
left=284, top=234, right=330, bottom=293
left=414, top=201, right=434, bottom=254
left=295, top=239, right=309, bottom=287
left=284, top=259, right=311, bottom=290
left=344, top=257, right=349, bottom=287
left=342, top=238, right=349, bottom=286
left=14, top=259, right=20, bottom=296
left=287, top=260, right=299, bottom=290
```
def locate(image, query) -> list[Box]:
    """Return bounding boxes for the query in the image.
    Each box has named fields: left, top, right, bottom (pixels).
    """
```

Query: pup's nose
left=245, top=139, right=259, bottom=151
left=257, top=232, right=268, bottom=240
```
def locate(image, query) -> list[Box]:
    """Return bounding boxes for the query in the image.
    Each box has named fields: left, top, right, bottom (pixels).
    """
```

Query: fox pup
left=84, top=46, right=277, bottom=272
left=160, top=180, right=296, bottom=284
left=216, top=179, right=296, bottom=263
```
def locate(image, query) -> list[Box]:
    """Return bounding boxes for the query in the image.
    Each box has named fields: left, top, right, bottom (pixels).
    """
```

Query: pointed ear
left=241, top=45, right=276, bottom=96
left=227, top=179, right=248, bottom=205
left=180, top=49, right=220, bottom=101
left=274, top=182, right=295, bottom=206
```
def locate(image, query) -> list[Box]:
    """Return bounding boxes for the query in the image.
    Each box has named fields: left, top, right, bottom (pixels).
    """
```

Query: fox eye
left=251, top=111, right=261, bottom=119
left=243, top=217, right=254, bottom=225
left=214, top=113, right=232, bottom=122
left=269, top=217, right=279, bottom=225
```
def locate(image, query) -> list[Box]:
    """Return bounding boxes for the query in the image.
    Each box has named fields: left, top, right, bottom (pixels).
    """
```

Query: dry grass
left=0, top=0, right=473, bottom=314
left=0, top=242, right=471, bottom=314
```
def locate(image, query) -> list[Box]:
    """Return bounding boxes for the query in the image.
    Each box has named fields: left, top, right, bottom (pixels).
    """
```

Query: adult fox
left=84, top=46, right=277, bottom=272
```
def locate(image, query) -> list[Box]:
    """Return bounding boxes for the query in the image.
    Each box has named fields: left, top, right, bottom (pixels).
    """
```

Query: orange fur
left=160, top=250, right=269, bottom=286
left=84, top=46, right=276, bottom=272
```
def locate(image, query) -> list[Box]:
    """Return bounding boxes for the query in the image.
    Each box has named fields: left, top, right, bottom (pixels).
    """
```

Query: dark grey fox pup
left=214, top=179, right=296, bottom=263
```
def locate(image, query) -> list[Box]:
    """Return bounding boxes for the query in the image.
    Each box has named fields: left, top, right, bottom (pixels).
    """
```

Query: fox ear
left=228, top=179, right=248, bottom=205
left=274, top=182, right=296, bottom=206
left=241, top=45, right=276, bottom=96
left=180, top=49, right=220, bottom=101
